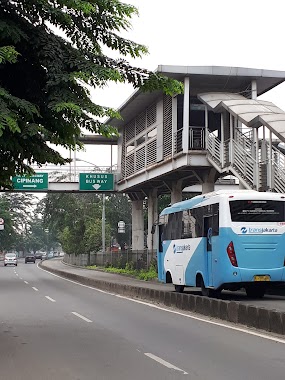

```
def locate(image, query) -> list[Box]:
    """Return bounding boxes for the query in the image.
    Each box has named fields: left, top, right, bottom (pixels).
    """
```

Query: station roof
left=198, top=92, right=285, bottom=142
left=105, top=65, right=285, bottom=128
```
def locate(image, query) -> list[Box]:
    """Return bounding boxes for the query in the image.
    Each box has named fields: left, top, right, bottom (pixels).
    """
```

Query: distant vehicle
left=47, top=252, right=54, bottom=259
left=4, top=253, right=17, bottom=266
left=35, top=252, right=45, bottom=260
left=157, top=190, right=285, bottom=298
left=25, top=254, right=36, bottom=264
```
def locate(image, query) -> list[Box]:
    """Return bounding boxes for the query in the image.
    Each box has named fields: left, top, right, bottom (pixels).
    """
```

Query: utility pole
left=102, top=194, right=105, bottom=253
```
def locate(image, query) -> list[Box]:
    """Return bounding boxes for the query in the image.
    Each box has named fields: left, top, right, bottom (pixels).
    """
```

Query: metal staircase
left=206, top=128, right=285, bottom=193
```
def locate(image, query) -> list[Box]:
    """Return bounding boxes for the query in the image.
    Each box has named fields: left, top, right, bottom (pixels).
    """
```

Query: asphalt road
left=1, top=259, right=285, bottom=380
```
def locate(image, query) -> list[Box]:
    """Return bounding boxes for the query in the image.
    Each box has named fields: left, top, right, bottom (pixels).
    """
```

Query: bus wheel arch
left=166, top=271, right=172, bottom=284
left=196, top=273, right=203, bottom=288
left=196, top=273, right=218, bottom=297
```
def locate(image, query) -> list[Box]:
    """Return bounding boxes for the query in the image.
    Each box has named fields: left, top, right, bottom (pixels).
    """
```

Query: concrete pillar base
left=132, top=200, right=144, bottom=250
left=147, top=189, right=158, bottom=251
left=171, top=180, right=182, bottom=204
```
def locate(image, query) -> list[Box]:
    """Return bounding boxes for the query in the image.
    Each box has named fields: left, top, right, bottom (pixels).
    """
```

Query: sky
left=55, top=0, right=285, bottom=167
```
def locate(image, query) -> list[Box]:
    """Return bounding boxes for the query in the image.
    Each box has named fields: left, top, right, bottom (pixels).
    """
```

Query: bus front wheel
left=174, top=285, right=185, bottom=293
left=245, top=286, right=266, bottom=299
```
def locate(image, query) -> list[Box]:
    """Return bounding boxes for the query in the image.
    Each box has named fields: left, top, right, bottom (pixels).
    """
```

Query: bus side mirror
left=151, top=224, right=156, bottom=234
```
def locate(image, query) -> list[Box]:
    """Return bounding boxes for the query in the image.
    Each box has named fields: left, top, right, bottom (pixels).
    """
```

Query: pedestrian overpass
left=104, top=65, right=285, bottom=250
left=9, top=65, right=285, bottom=251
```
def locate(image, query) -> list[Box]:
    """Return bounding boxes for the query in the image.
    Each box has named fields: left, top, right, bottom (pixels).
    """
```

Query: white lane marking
left=37, top=263, right=285, bottom=345
left=45, top=296, right=56, bottom=303
left=15, top=274, right=19, bottom=276
left=71, top=312, right=92, bottom=323
left=24, top=281, right=29, bottom=284
left=145, top=353, right=188, bottom=375
left=20, top=278, right=23, bottom=280
left=37, top=263, right=115, bottom=296
left=32, top=287, right=39, bottom=292
left=116, top=294, right=285, bottom=345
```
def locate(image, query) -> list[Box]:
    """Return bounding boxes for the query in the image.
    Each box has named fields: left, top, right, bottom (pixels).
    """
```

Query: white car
left=4, top=253, right=18, bottom=266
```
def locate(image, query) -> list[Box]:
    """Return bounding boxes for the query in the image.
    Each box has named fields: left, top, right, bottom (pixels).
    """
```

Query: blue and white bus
left=156, top=190, right=285, bottom=297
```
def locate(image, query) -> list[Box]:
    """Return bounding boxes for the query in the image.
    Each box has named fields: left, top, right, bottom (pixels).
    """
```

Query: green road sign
left=12, top=173, right=49, bottom=191
left=79, top=173, right=114, bottom=191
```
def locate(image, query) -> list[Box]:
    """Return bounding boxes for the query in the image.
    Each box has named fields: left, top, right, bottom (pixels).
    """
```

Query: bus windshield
left=229, top=200, right=285, bottom=222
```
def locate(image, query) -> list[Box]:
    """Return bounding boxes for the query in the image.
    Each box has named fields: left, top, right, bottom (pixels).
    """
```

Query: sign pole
left=102, top=194, right=105, bottom=253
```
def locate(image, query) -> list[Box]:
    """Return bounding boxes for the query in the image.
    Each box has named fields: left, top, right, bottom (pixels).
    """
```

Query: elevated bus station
left=7, top=65, right=285, bottom=251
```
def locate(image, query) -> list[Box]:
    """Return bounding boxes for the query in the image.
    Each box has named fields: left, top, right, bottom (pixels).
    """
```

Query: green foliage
left=137, top=264, right=158, bottom=281
left=0, top=0, right=183, bottom=188
left=43, top=192, right=108, bottom=255
left=92, top=262, right=158, bottom=281
left=0, top=193, right=48, bottom=252
left=105, top=193, right=131, bottom=247
left=0, top=46, right=19, bottom=64
left=84, top=218, right=104, bottom=253
left=42, top=192, right=132, bottom=256
left=58, top=226, right=74, bottom=254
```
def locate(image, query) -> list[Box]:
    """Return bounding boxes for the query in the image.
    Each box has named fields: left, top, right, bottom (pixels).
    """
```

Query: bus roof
left=160, top=189, right=285, bottom=216
left=160, top=194, right=205, bottom=216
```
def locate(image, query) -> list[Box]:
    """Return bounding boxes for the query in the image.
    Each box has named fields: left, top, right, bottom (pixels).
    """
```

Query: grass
left=86, top=264, right=158, bottom=281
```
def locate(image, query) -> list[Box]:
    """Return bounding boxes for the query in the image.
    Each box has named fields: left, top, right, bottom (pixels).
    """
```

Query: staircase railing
left=206, top=131, right=223, bottom=167
left=231, top=139, right=256, bottom=188
left=264, top=143, right=285, bottom=193
left=206, top=128, right=257, bottom=189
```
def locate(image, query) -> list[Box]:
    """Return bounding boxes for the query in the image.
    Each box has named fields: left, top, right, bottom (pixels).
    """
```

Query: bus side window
left=192, top=208, right=203, bottom=237
left=212, top=212, right=219, bottom=236
left=182, top=210, right=193, bottom=238
left=212, top=204, right=219, bottom=236
left=158, top=225, right=164, bottom=252
left=176, top=212, right=183, bottom=239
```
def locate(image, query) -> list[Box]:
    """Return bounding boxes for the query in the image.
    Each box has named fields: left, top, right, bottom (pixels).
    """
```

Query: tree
left=0, top=0, right=183, bottom=188
left=0, top=193, right=38, bottom=251
left=43, top=192, right=105, bottom=254
left=105, top=193, right=131, bottom=247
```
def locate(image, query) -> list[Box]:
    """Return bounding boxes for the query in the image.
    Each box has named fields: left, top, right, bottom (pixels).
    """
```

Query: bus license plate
left=254, top=275, right=270, bottom=282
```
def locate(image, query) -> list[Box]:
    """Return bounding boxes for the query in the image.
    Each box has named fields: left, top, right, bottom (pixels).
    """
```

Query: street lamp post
left=73, top=158, right=106, bottom=255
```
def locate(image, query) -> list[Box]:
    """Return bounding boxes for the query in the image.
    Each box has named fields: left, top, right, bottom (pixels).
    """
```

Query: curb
left=39, top=262, right=285, bottom=336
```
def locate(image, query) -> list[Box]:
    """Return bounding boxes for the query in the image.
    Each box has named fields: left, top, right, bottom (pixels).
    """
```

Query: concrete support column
left=202, top=168, right=217, bottom=194
left=171, top=180, right=182, bottom=204
left=132, top=200, right=144, bottom=251
left=202, top=181, right=215, bottom=194
left=251, top=80, right=257, bottom=100
left=147, top=189, right=158, bottom=252
left=182, top=76, right=190, bottom=153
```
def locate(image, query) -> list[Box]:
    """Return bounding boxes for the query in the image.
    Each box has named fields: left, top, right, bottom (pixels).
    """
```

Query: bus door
left=203, top=216, right=213, bottom=286
left=157, top=224, right=164, bottom=281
